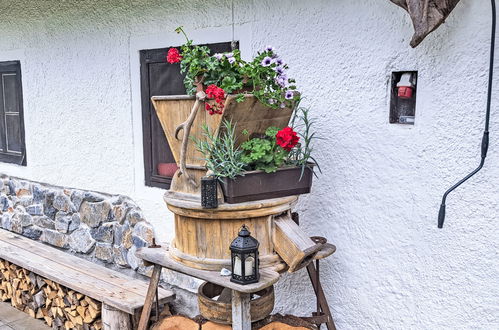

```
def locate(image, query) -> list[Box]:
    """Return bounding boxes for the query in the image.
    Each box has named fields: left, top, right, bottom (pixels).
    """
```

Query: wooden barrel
left=165, top=193, right=297, bottom=271
left=197, top=282, right=274, bottom=324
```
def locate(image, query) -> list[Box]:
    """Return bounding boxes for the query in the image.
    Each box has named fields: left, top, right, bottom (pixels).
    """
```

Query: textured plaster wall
left=0, top=0, right=498, bottom=328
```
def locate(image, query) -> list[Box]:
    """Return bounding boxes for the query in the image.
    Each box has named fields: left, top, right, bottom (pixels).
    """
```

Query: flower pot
left=219, top=166, right=314, bottom=204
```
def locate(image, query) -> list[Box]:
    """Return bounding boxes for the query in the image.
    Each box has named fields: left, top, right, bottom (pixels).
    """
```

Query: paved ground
left=0, top=302, right=50, bottom=330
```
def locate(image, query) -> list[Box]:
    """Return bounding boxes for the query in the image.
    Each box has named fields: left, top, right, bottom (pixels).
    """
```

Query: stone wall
left=0, top=175, right=154, bottom=274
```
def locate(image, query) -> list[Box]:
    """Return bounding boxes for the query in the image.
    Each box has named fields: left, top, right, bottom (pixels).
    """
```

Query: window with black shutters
left=140, top=42, right=235, bottom=189
left=0, top=61, right=26, bottom=166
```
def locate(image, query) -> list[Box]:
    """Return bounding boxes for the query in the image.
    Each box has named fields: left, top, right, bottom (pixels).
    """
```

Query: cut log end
left=151, top=315, right=199, bottom=330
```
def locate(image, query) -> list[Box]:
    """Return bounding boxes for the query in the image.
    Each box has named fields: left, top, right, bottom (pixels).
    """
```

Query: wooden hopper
left=151, top=94, right=294, bottom=198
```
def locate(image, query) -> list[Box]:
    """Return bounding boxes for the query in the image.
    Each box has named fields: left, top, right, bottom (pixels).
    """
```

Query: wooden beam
left=136, top=247, right=279, bottom=294
left=231, top=290, right=251, bottom=330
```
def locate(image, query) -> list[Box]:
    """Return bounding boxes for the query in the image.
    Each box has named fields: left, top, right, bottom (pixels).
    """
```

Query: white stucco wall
left=0, top=0, right=497, bottom=328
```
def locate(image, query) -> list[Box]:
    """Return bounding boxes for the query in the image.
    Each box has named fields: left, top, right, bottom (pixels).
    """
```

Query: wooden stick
left=137, top=265, right=162, bottom=330
left=174, top=90, right=206, bottom=188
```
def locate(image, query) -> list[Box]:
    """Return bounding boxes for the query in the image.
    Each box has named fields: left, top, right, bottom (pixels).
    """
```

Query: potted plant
left=194, top=107, right=320, bottom=203
left=151, top=27, right=303, bottom=194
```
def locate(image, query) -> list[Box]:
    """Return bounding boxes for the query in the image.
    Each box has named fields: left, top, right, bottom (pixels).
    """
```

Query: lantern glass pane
left=233, top=255, right=242, bottom=276
left=244, top=256, right=255, bottom=277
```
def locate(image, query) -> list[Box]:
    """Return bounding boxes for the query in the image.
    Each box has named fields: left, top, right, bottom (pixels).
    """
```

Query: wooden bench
left=0, top=229, right=175, bottom=329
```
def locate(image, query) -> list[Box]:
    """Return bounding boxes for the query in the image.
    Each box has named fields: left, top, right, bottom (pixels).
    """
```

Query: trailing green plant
left=240, top=127, right=288, bottom=173
left=192, top=120, right=247, bottom=179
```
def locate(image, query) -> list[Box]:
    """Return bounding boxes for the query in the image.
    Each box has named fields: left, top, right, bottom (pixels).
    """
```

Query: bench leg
left=231, top=290, right=251, bottom=330
left=138, top=264, right=162, bottom=330
left=102, top=303, right=132, bottom=330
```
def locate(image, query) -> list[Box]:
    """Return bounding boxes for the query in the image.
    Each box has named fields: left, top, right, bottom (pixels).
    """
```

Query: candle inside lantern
left=233, top=256, right=242, bottom=276
left=245, top=256, right=255, bottom=276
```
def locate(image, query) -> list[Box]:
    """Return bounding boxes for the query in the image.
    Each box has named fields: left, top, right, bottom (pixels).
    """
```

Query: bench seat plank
left=0, top=229, right=174, bottom=314
left=0, top=229, right=173, bottom=301
left=136, top=246, right=280, bottom=294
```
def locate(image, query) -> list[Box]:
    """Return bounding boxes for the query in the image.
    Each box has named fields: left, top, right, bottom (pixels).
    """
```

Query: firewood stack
left=0, top=259, right=102, bottom=330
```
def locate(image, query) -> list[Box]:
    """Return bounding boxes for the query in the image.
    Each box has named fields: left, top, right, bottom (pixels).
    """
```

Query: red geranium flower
left=204, top=85, right=225, bottom=115
left=276, top=127, right=299, bottom=151
left=167, top=48, right=182, bottom=63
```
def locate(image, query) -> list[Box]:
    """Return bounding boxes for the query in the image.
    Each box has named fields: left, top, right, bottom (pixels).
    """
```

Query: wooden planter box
left=219, top=166, right=314, bottom=204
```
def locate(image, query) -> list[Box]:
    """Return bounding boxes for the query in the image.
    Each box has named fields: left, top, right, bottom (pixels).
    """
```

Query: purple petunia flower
left=265, top=45, right=273, bottom=52
left=213, top=53, right=223, bottom=60
left=275, top=66, right=285, bottom=75
left=268, top=98, right=275, bottom=104
left=280, top=103, right=286, bottom=108
left=275, top=58, right=283, bottom=66
left=228, top=57, right=236, bottom=64
left=275, top=75, right=288, bottom=88
left=226, top=52, right=234, bottom=58
left=285, top=91, right=294, bottom=100
left=261, top=56, right=272, bottom=66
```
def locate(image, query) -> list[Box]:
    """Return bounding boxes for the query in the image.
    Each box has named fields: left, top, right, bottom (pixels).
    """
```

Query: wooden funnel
left=151, top=94, right=294, bottom=197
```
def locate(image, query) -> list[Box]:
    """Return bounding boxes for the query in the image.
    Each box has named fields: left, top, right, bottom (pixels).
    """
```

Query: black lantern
left=230, top=225, right=259, bottom=285
left=201, top=176, right=218, bottom=209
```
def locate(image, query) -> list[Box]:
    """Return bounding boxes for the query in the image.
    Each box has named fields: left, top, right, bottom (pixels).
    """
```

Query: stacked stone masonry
left=0, top=175, right=155, bottom=274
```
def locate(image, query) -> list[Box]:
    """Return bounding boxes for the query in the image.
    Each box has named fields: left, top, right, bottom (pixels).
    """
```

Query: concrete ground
left=0, top=302, right=49, bottom=330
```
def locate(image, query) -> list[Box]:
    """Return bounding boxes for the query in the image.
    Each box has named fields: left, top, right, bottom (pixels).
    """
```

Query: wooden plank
left=0, top=229, right=174, bottom=305
left=0, top=239, right=141, bottom=313
left=0, top=230, right=173, bottom=313
left=231, top=290, right=251, bottom=330
left=137, top=265, right=162, bottom=330
left=136, top=247, right=279, bottom=294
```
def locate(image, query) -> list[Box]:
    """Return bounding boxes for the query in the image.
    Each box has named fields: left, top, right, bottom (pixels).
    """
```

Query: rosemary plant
left=192, top=120, right=247, bottom=179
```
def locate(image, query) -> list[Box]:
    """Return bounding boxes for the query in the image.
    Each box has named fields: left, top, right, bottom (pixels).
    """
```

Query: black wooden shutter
left=140, top=42, right=235, bottom=189
left=0, top=61, right=26, bottom=166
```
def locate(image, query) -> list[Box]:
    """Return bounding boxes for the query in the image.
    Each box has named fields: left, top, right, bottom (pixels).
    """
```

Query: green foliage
left=241, top=127, right=288, bottom=173
left=287, top=107, right=321, bottom=178
left=192, top=120, right=247, bottom=179
left=174, top=27, right=300, bottom=108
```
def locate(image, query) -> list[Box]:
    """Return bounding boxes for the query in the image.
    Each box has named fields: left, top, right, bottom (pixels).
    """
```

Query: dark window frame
left=140, top=42, right=236, bottom=189
left=0, top=61, right=27, bottom=166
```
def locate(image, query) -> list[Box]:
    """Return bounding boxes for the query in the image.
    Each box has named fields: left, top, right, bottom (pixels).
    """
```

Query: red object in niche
left=157, top=163, right=179, bottom=177
left=398, top=86, right=413, bottom=99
